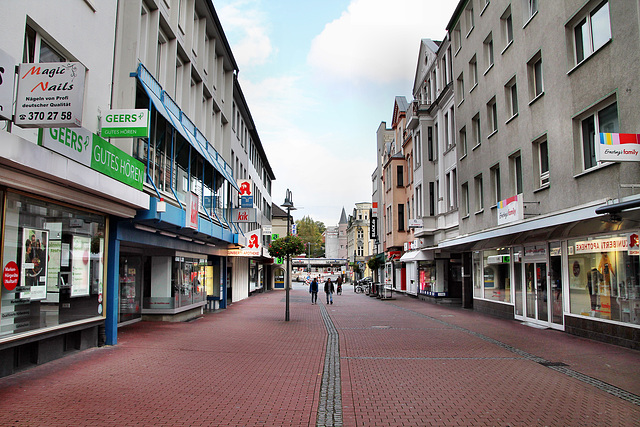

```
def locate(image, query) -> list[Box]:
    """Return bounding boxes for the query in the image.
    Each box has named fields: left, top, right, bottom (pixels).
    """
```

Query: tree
left=268, top=235, right=306, bottom=259
left=296, top=216, right=325, bottom=257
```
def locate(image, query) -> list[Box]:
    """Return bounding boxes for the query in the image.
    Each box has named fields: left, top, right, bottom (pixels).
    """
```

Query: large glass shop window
left=569, top=234, right=640, bottom=325
left=483, top=249, right=511, bottom=302
left=172, top=257, right=207, bottom=308
left=1, top=192, right=105, bottom=337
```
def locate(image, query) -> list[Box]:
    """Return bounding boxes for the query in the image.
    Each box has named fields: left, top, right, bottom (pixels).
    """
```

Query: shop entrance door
left=524, top=262, right=548, bottom=323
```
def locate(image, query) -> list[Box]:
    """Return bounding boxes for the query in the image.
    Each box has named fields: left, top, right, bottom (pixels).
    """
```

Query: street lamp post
left=282, top=189, right=295, bottom=322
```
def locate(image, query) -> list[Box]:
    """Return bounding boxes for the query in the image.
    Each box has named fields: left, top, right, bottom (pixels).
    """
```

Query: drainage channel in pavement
left=391, top=303, right=640, bottom=407
left=317, top=303, right=343, bottom=427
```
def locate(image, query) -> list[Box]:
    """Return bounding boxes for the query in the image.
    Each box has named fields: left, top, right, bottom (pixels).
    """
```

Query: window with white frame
left=505, top=76, right=518, bottom=119
left=474, top=174, right=484, bottom=212
left=460, top=126, right=468, bottom=157
left=157, top=30, right=168, bottom=87
left=490, top=164, right=501, bottom=206
left=453, top=22, right=462, bottom=53
left=469, top=55, right=478, bottom=89
left=461, top=182, right=470, bottom=217
left=465, top=2, right=475, bottom=36
left=24, top=26, right=67, bottom=63
left=444, top=112, right=450, bottom=150
left=524, top=0, right=538, bottom=21
left=527, top=51, right=543, bottom=100
left=579, top=101, right=618, bottom=170
left=572, top=1, right=611, bottom=65
left=415, top=130, right=422, bottom=168
left=416, top=184, right=423, bottom=218
left=484, top=33, right=494, bottom=72
left=510, top=151, right=523, bottom=195
left=472, top=113, right=481, bottom=148
left=533, top=136, right=549, bottom=187
left=457, top=72, right=465, bottom=104
left=487, top=97, right=498, bottom=135
left=501, top=6, right=513, bottom=49
left=449, top=106, right=456, bottom=148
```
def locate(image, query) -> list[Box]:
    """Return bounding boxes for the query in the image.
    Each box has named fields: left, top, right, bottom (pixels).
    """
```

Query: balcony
left=407, top=99, right=431, bottom=130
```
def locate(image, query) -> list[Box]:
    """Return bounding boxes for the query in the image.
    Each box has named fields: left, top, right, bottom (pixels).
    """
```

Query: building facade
left=445, top=0, right=640, bottom=348
left=346, top=202, right=372, bottom=280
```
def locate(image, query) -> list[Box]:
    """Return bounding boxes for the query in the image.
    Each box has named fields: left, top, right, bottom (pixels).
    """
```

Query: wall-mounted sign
left=628, top=233, right=640, bottom=256
left=187, top=192, right=199, bottom=230
left=497, top=194, right=523, bottom=225
left=100, top=109, right=149, bottom=138
left=262, top=225, right=272, bottom=235
left=597, top=133, right=640, bottom=162
left=238, top=179, right=253, bottom=208
left=232, top=208, right=256, bottom=223
left=408, top=218, right=422, bottom=228
left=39, top=127, right=144, bottom=190
left=0, top=48, right=16, bottom=120
left=227, top=229, right=261, bottom=257
left=369, top=216, right=378, bottom=240
left=15, top=62, right=85, bottom=128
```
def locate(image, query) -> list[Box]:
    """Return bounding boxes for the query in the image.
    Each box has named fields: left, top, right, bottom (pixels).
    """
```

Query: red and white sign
left=186, top=192, right=199, bottom=230
left=228, top=229, right=261, bottom=257
left=574, top=236, right=628, bottom=254
left=628, top=233, right=640, bottom=256
left=497, top=194, right=523, bottom=225
left=233, top=208, right=256, bottom=223
left=3, top=261, right=19, bottom=291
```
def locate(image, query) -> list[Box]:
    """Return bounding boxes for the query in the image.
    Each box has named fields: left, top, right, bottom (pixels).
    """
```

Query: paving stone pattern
left=0, top=284, right=638, bottom=426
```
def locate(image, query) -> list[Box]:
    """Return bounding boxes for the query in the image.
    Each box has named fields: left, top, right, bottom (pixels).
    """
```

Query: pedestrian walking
left=309, top=277, right=318, bottom=304
left=336, top=275, right=343, bottom=295
left=324, top=277, right=334, bottom=304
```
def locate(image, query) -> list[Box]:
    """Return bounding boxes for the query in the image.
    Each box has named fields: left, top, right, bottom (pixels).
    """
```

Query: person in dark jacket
left=309, top=277, right=319, bottom=304
left=324, top=278, right=334, bottom=304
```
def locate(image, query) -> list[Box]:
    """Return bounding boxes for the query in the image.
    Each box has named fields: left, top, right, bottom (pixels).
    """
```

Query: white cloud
left=216, top=1, right=274, bottom=67
left=307, top=0, right=451, bottom=84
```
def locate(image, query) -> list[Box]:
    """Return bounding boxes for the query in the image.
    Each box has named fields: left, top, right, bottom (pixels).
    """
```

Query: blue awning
left=136, top=64, right=239, bottom=191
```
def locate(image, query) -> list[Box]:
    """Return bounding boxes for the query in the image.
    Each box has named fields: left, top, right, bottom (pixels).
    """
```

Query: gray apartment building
left=444, top=0, right=640, bottom=348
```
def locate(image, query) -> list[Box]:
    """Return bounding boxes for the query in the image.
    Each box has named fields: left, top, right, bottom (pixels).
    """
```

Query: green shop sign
left=100, top=109, right=149, bottom=138
left=38, top=127, right=144, bottom=190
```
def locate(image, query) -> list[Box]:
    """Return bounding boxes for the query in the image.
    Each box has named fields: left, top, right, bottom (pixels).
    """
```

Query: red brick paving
left=0, top=283, right=638, bottom=426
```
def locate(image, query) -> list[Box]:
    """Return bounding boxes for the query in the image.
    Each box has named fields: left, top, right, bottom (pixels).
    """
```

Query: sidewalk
left=0, top=283, right=638, bottom=426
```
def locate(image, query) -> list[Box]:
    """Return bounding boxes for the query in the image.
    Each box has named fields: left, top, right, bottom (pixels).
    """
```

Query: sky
left=215, top=0, right=459, bottom=227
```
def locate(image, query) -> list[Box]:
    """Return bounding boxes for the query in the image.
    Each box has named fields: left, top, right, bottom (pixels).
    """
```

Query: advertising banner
left=21, top=228, right=49, bottom=300
left=232, top=208, right=256, bottom=223
left=71, top=236, right=91, bottom=297
left=186, top=192, right=199, bottom=230
left=0, top=48, right=16, bottom=120
left=39, top=127, right=145, bottom=190
left=596, top=133, right=640, bottom=162
left=15, top=62, right=85, bottom=128
left=497, top=194, right=523, bottom=225
left=101, top=109, right=149, bottom=138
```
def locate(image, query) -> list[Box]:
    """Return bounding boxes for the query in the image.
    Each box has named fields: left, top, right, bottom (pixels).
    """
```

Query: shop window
left=1, top=192, right=106, bottom=337
left=418, top=263, right=436, bottom=295
left=568, top=235, right=640, bottom=325
left=481, top=249, right=511, bottom=302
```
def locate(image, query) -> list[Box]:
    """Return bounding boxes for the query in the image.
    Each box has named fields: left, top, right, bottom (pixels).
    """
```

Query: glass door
left=525, top=262, right=548, bottom=322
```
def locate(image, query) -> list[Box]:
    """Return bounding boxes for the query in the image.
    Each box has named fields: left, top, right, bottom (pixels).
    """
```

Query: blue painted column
left=105, top=224, right=120, bottom=345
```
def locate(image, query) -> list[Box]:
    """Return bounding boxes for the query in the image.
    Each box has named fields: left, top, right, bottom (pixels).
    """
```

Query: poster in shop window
left=71, top=235, right=91, bottom=297
left=21, top=228, right=49, bottom=300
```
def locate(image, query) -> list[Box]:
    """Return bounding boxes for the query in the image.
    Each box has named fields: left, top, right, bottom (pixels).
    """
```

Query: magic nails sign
left=15, top=62, right=86, bottom=128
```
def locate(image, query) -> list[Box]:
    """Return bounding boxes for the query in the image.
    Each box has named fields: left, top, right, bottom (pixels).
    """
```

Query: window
left=573, top=1, right=611, bottom=65
left=396, top=165, right=404, bottom=187
left=398, top=204, right=405, bottom=231
left=474, top=174, right=484, bottom=212
left=453, top=23, right=462, bottom=53
left=580, top=101, right=618, bottom=170
left=472, top=113, right=481, bottom=148
left=429, top=182, right=435, bottom=216
left=524, top=0, right=538, bottom=21
left=414, top=130, right=422, bottom=168
left=484, top=33, right=494, bottom=72
left=157, top=30, right=168, bottom=87
left=416, top=184, right=423, bottom=218
left=527, top=52, right=543, bottom=100
left=461, top=182, right=470, bottom=217
left=24, top=26, right=67, bottom=63
left=511, top=152, right=523, bottom=194
left=459, top=126, right=468, bottom=158
left=487, top=97, right=498, bottom=135
left=505, top=77, right=518, bottom=119
left=490, top=164, right=501, bottom=206
left=457, top=73, right=465, bottom=104
left=427, top=126, right=434, bottom=161
left=501, top=7, right=513, bottom=49
left=465, top=2, right=475, bottom=36
left=469, top=55, right=478, bottom=89
left=444, top=112, right=450, bottom=149
left=535, top=137, right=549, bottom=187
left=446, top=168, right=458, bottom=210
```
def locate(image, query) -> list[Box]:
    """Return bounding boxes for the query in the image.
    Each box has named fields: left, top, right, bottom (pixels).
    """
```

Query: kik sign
left=233, top=208, right=256, bottom=223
